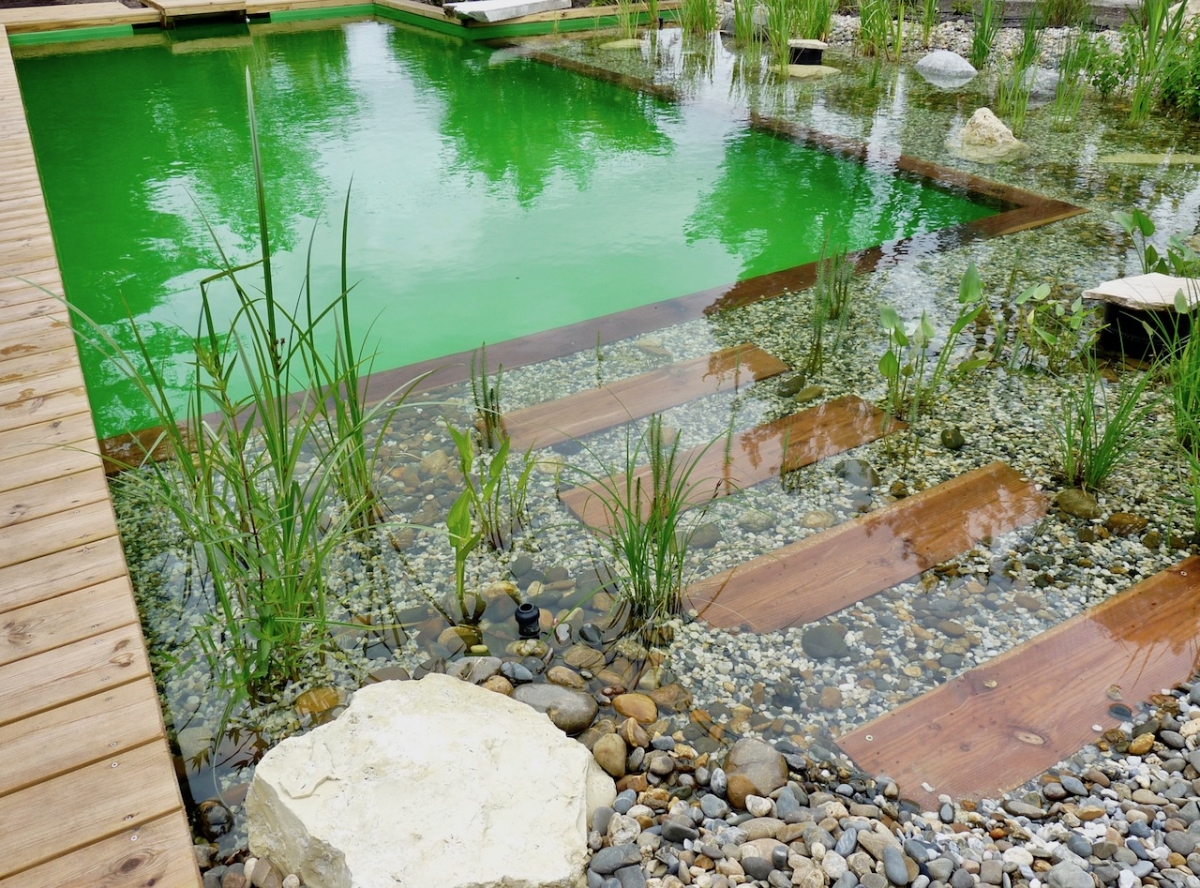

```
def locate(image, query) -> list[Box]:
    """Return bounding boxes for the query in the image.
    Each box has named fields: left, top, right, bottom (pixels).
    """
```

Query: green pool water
left=15, top=20, right=997, bottom=440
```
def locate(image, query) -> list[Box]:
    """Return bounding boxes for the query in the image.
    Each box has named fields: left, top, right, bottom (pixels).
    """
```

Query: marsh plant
left=764, top=0, right=796, bottom=69
left=616, top=0, right=639, bottom=38
left=573, top=415, right=716, bottom=637
left=471, top=343, right=505, bottom=450
left=995, top=7, right=1043, bottom=136
left=919, top=0, right=940, bottom=46
left=1124, top=0, right=1188, bottom=122
left=680, top=0, right=718, bottom=34
left=1056, top=358, right=1159, bottom=490
left=1113, top=207, right=1200, bottom=279
left=1011, top=281, right=1096, bottom=372
left=969, top=0, right=1003, bottom=68
left=1049, top=28, right=1092, bottom=129
left=1163, top=298, right=1200, bottom=455
left=732, top=0, right=758, bottom=45
left=802, top=238, right=855, bottom=376
left=447, top=423, right=537, bottom=553
left=797, top=0, right=836, bottom=39
left=1042, top=0, right=1087, bottom=26
left=858, top=0, right=901, bottom=59
left=878, top=263, right=987, bottom=427
left=70, top=73, right=418, bottom=707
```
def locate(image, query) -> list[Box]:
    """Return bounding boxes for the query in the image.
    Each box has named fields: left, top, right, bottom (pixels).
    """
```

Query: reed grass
left=764, top=0, right=796, bottom=69
left=919, top=0, right=939, bottom=46
left=1126, top=0, right=1188, bottom=122
left=995, top=9, right=1041, bottom=137
left=680, top=0, right=718, bottom=34
left=857, top=0, right=894, bottom=58
left=570, top=415, right=716, bottom=637
left=471, top=343, right=505, bottom=450
left=969, top=0, right=1003, bottom=68
left=802, top=237, right=855, bottom=376
left=1056, top=357, right=1159, bottom=490
left=797, top=0, right=836, bottom=39
left=732, top=0, right=758, bottom=44
left=1049, top=28, right=1091, bottom=129
left=65, top=72, right=420, bottom=709
left=616, top=0, right=638, bottom=38
left=448, top=424, right=536, bottom=553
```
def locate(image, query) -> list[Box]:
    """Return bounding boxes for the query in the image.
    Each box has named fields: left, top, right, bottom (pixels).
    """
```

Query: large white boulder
left=915, top=50, right=977, bottom=89
left=945, top=107, right=1029, bottom=164
left=246, top=673, right=616, bottom=888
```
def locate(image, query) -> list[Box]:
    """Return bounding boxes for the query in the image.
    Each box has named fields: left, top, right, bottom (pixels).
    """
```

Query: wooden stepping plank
left=837, top=556, right=1200, bottom=808
left=0, top=577, right=138, bottom=668
left=561, top=395, right=900, bottom=530
left=503, top=344, right=788, bottom=451
left=685, top=461, right=1048, bottom=631
left=0, top=812, right=200, bottom=888
left=0, top=536, right=127, bottom=613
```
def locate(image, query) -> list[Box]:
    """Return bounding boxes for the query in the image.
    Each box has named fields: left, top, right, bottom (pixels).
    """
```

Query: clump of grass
left=571, top=415, right=716, bottom=637
left=764, top=0, right=796, bottom=69
left=969, top=0, right=1003, bottom=68
left=447, top=424, right=536, bottom=553
left=802, top=237, right=855, bottom=377
left=1043, top=0, right=1086, bottom=26
left=995, top=3, right=1043, bottom=136
left=919, top=0, right=940, bottom=46
left=680, top=0, right=718, bottom=34
left=68, top=72, right=417, bottom=709
left=1056, top=357, right=1159, bottom=490
left=1125, top=0, right=1188, bottom=122
left=616, top=0, right=638, bottom=37
left=858, top=0, right=894, bottom=58
left=471, top=343, right=505, bottom=450
left=1049, top=27, right=1092, bottom=129
left=732, top=0, right=759, bottom=45
left=797, top=0, right=835, bottom=39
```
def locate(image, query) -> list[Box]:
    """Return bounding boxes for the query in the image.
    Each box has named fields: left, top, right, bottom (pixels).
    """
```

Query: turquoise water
left=15, top=20, right=997, bottom=438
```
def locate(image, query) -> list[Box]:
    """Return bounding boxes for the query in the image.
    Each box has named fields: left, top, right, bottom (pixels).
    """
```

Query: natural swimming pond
left=14, top=19, right=999, bottom=439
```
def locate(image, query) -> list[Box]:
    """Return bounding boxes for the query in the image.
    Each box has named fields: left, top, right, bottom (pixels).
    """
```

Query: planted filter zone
left=14, top=19, right=997, bottom=440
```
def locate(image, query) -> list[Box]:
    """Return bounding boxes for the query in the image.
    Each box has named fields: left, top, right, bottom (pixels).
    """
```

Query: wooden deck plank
left=0, top=412, right=96, bottom=463
left=561, top=395, right=900, bottom=529
left=0, top=497, right=117, bottom=569
left=0, top=676, right=163, bottom=796
left=503, top=344, right=789, bottom=451
left=0, top=343, right=78, bottom=382
left=0, top=536, right=127, bottom=613
left=0, top=378, right=91, bottom=433
left=0, top=2, right=158, bottom=32
left=837, top=556, right=1200, bottom=807
left=0, top=576, right=138, bottom=667
left=0, top=439, right=100, bottom=495
left=685, top=462, right=1049, bottom=630
left=0, top=625, right=149, bottom=728
left=0, top=742, right=183, bottom=880
left=0, top=812, right=200, bottom=888
left=0, top=464, right=107, bottom=528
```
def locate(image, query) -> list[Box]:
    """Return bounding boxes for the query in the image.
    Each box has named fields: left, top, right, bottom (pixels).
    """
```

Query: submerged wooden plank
left=0, top=742, right=183, bottom=880
left=685, top=461, right=1048, bottom=631
left=0, top=577, right=138, bottom=667
left=561, top=395, right=899, bottom=529
left=0, top=677, right=163, bottom=796
left=838, top=556, right=1200, bottom=807
left=0, top=626, right=149, bottom=728
left=504, top=344, right=788, bottom=451
left=0, top=812, right=199, bottom=888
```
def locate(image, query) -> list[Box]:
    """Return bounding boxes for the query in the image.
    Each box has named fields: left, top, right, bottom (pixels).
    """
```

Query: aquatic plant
left=1113, top=208, right=1200, bottom=279
left=1042, top=0, right=1087, bottom=26
left=1049, top=28, right=1092, bottom=129
left=446, top=486, right=483, bottom=626
left=858, top=0, right=896, bottom=59
left=764, top=0, right=796, bottom=69
left=995, top=6, right=1043, bottom=136
left=1126, top=0, right=1189, bottom=122
left=471, top=343, right=506, bottom=450
left=1056, top=357, right=1159, bottom=490
left=732, top=0, right=758, bottom=45
left=802, top=237, right=855, bottom=377
left=1163, top=300, right=1200, bottom=455
left=797, top=0, right=836, bottom=39
left=1013, top=282, right=1096, bottom=373
left=969, top=0, right=1003, bottom=68
left=447, top=424, right=537, bottom=552
left=680, top=0, right=718, bottom=34
left=66, top=73, right=420, bottom=707
left=919, top=0, right=939, bottom=46
left=616, top=0, right=639, bottom=37
left=570, top=415, right=716, bottom=637
left=1160, top=19, right=1200, bottom=121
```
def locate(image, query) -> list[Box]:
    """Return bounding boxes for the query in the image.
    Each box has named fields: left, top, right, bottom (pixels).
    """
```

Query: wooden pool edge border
left=0, top=24, right=202, bottom=888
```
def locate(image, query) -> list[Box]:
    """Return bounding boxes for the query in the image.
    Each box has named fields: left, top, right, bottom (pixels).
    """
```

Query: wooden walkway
left=561, top=394, right=900, bottom=530
left=504, top=344, right=788, bottom=451
left=685, top=461, right=1048, bottom=630
left=838, top=556, right=1200, bottom=808
left=0, top=26, right=201, bottom=888
left=0, top=3, right=158, bottom=33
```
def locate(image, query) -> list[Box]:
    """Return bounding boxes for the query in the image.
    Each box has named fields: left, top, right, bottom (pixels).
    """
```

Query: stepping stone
left=503, top=344, right=787, bottom=451
left=561, top=394, right=900, bottom=530
left=444, top=0, right=568, bottom=22
left=1084, top=273, right=1198, bottom=358
left=685, top=461, right=1047, bottom=631
left=837, top=555, right=1200, bottom=807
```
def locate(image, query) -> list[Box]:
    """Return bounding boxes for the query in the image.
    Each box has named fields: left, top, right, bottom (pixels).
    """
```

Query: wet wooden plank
left=504, top=344, right=789, bottom=451
left=0, top=812, right=200, bottom=888
left=0, top=742, right=183, bottom=880
left=0, top=677, right=163, bottom=796
left=838, top=556, right=1200, bottom=808
left=0, top=626, right=149, bottom=727
left=685, top=461, right=1049, bottom=630
left=0, top=576, right=138, bottom=667
left=561, top=395, right=900, bottom=529
left=0, top=536, right=127, bottom=613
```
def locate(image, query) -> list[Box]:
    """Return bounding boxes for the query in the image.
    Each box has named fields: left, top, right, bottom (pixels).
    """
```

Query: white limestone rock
left=945, top=107, right=1028, bottom=164
left=914, top=50, right=977, bottom=89
left=246, top=673, right=616, bottom=888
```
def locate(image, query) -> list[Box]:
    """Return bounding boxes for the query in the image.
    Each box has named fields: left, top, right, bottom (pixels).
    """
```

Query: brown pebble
left=1128, top=732, right=1155, bottom=755
left=616, top=773, right=649, bottom=793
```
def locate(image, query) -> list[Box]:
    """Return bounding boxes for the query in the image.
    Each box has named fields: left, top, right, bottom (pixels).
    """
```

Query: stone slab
left=445, top=0, right=569, bottom=22
left=1083, top=272, right=1199, bottom=311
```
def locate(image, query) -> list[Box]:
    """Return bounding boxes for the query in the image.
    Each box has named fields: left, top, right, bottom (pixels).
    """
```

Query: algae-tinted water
left=15, top=20, right=995, bottom=439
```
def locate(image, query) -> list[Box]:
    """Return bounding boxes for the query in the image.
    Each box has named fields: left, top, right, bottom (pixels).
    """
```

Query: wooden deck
left=838, top=556, right=1200, bottom=808
left=504, top=344, right=789, bottom=451
left=685, top=461, right=1048, bottom=630
left=0, top=3, right=158, bottom=33
left=0, top=25, right=201, bottom=888
left=561, top=394, right=901, bottom=530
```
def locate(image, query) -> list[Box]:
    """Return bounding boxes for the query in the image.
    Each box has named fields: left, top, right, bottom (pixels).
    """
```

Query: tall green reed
left=1124, top=0, right=1188, bottom=122
left=919, top=0, right=940, bottom=46
left=732, top=0, right=759, bottom=45
left=680, top=0, right=719, bottom=34
left=471, top=343, right=505, bottom=450
left=797, top=0, right=836, bottom=39
left=969, top=0, right=1003, bottom=68
left=764, top=0, right=796, bottom=68
left=66, top=72, right=417, bottom=710
left=1049, top=27, right=1092, bottom=129
left=995, top=4, right=1043, bottom=136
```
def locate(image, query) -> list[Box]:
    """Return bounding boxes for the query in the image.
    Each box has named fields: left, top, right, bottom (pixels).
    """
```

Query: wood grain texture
left=0, top=576, right=139, bottom=667
left=685, top=462, right=1048, bottom=630
left=0, top=536, right=127, bottom=612
left=504, top=344, right=788, bottom=451
left=0, top=812, right=200, bottom=888
left=838, top=556, right=1200, bottom=807
left=0, top=3, right=157, bottom=32
left=561, top=395, right=899, bottom=529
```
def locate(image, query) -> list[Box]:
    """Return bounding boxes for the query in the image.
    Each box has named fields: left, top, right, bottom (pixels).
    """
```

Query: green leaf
left=879, top=350, right=899, bottom=377
left=880, top=305, right=902, bottom=332
left=959, top=261, right=983, bottom=304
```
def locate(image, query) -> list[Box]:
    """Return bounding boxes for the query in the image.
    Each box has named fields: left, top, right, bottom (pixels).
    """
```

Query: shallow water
left=15, top=19, right=993, bottom=439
